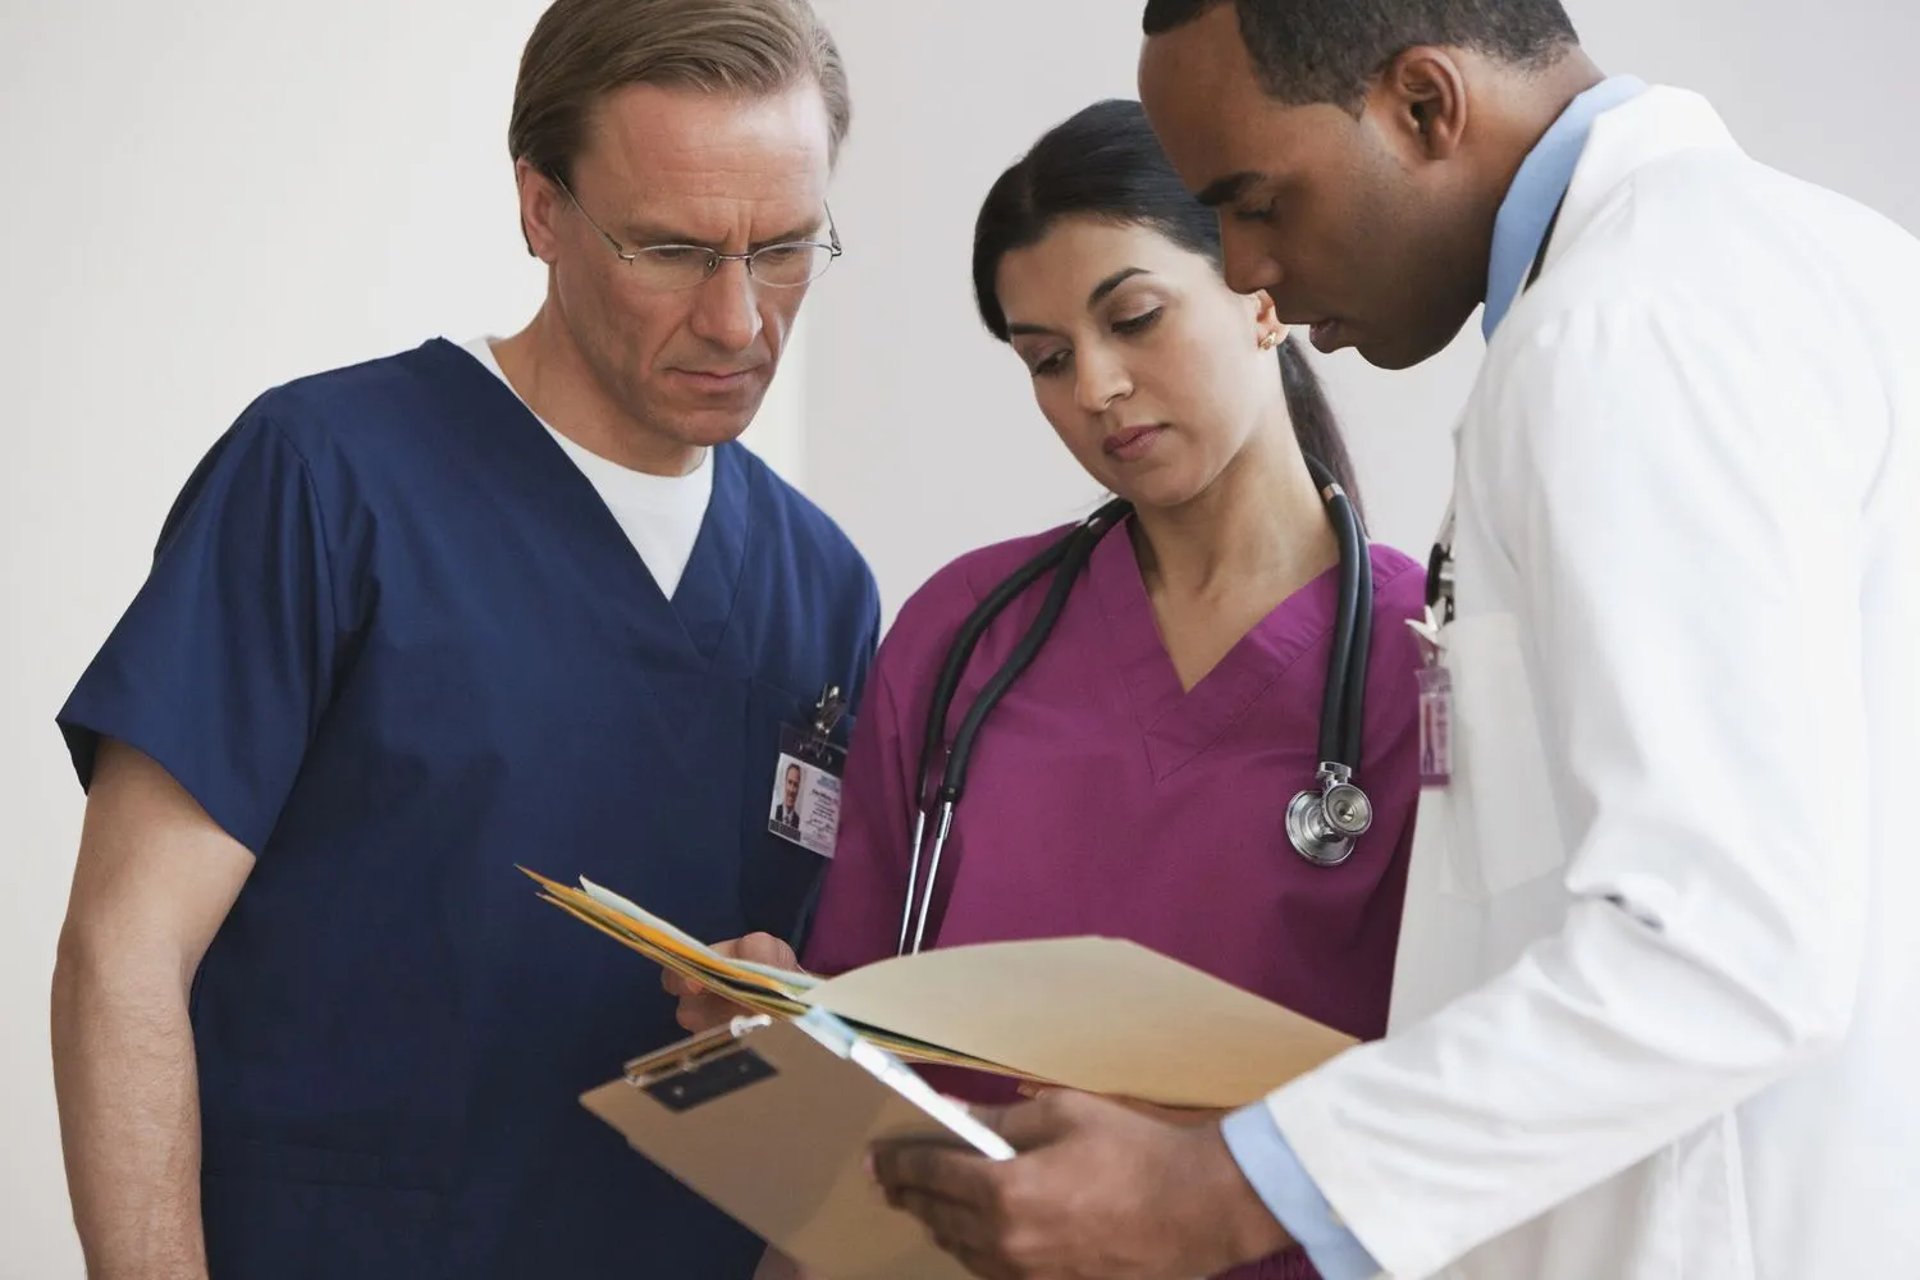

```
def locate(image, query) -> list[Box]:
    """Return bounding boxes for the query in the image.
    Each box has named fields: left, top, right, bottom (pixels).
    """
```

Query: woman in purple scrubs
left=679, top=100, right=1425, bottom=1279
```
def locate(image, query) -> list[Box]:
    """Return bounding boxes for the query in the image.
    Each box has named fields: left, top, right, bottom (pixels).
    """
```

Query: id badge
left=1416, top=664, right=1454, bottom=788
left=1408, top=611, right=1453, bottom=788
left=767, top=688, right=848, bottom=858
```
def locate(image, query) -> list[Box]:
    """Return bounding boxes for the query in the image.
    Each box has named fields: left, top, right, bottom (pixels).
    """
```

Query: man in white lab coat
left=871, top=2, right=1920, bottom=1277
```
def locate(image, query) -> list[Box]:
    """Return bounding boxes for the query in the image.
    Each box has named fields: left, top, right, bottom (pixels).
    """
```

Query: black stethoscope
left=895, top=458, right=1377, bottom=955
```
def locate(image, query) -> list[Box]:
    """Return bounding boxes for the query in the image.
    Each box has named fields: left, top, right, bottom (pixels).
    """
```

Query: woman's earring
left=1258, top=330, right=1283, bottom=351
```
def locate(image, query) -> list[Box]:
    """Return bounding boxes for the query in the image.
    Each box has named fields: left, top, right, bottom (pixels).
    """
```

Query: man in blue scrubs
left=49, top=2, right=875, bottom=1277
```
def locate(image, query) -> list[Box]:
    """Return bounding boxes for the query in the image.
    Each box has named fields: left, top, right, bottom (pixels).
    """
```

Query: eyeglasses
left=553, top=174, right=842, bottom=291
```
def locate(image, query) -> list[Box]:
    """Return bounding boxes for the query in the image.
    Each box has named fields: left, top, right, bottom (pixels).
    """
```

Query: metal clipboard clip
left=623, top=1015, right=779, bottom=1113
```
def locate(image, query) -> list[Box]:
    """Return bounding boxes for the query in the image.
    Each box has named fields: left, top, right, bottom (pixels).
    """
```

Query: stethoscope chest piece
left=1286, top=763, right=1374, bottom=868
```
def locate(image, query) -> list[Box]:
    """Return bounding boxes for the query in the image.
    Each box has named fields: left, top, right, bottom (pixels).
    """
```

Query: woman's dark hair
left=972, top=97, right=1362, bottom=514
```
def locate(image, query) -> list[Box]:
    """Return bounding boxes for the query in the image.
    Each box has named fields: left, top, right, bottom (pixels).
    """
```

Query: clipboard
left=581, top=1008, right=1012, bottom=1280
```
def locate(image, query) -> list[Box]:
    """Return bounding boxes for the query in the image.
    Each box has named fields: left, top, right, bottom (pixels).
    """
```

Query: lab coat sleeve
left=1258, top=297, right=1871, bottom=1277
left=57, top=408, right=346, bottom=855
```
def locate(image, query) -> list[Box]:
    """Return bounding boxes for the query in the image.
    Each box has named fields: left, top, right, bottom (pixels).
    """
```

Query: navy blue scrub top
left=59, top=339, right=880, bottom=1279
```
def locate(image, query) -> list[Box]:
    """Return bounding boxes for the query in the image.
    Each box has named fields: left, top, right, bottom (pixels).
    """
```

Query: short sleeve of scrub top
left=60, top=406, right=349, bottom=854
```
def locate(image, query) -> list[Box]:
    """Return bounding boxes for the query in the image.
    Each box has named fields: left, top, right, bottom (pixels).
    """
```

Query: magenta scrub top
left=804, top=518, right=1425, bottom=1280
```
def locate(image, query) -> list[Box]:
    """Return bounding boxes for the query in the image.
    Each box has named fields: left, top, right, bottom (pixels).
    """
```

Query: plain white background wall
left=2, top=1, right=1915, bottom=1275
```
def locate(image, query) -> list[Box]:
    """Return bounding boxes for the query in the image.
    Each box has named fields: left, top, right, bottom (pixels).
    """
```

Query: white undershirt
left=459, top=337, right=713, bottom=600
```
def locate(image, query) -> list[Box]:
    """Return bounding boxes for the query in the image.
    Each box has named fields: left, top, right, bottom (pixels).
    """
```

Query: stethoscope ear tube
left=914, top=537, right=1075, bottom=809
left=1336, top=490, right=1373, bottom=767
left=899, top=500, right=1128, bottom=954
left=1305, top=457, right=1358, bottom=766
left=942, top=507, right=1116, bottom=799
left=899, top=532, right=1077, bottom=954
left=1291, top=456, right=1374, bottom=866
left=896, top=808, right=930, bottom=956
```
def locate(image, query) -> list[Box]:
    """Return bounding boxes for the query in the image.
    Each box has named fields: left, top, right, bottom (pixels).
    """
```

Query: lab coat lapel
left=1538, top=89, right=1743, bottom=290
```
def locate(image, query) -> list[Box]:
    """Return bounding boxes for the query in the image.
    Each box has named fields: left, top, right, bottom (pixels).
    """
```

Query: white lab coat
left=1260, top=88, right=1920, bottom=1279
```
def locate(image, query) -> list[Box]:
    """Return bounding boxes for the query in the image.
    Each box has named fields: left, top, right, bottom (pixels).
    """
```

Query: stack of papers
left=524, top=867, right=1358, bottom=1109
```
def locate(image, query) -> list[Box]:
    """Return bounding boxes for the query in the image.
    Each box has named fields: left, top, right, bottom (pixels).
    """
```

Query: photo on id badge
left=768, top=727, right=842, bottom=858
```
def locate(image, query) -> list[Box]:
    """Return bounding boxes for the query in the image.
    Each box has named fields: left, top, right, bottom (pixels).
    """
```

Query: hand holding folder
left=524, top=869, right=1045, bottom=1077
left=659, top=930, right=805, bottom=1034
left=524, top=868, right=1357, bottom=1277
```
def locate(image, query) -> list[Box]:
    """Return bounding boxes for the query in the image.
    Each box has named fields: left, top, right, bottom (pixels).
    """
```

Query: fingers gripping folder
left=524, top=867, right=1356, bottom=1275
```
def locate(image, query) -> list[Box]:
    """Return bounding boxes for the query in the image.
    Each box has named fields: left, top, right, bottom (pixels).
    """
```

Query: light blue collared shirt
left=1221, top=1108, right=1382, bottom=1280
left=1483, top=74, right=1649, bottom=337
left=1222, top=73, right=1648, bottom=1280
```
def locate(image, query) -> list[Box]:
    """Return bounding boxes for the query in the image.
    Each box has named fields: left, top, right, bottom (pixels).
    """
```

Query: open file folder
left=525, top=867, right=1358, bottom=1107
left=581, top=1009, right=1010, bottom=1280
left=529, top=867, right=1359, bottom=1273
